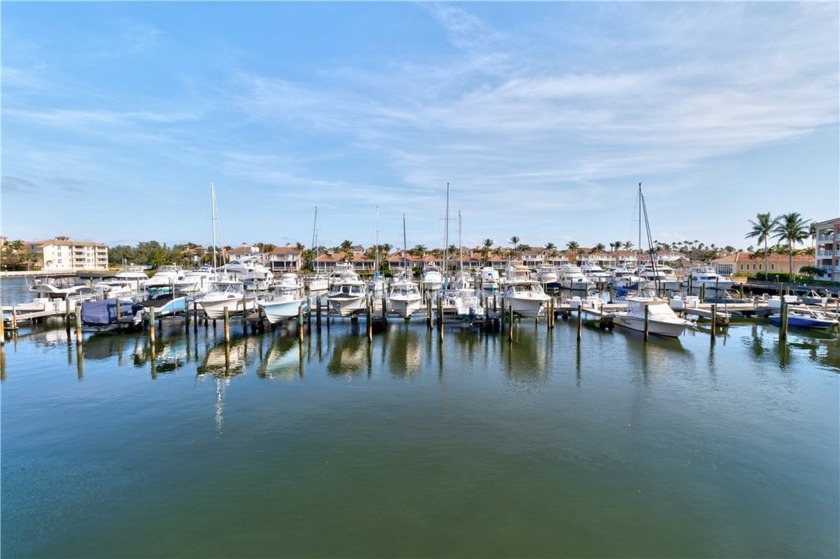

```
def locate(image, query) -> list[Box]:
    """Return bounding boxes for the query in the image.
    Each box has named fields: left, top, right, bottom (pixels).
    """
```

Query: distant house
left=814, top=218, right=840, bottom=282
left=266, top=245, right=302, bottom=274
left=28, top=236, right=109, bottom=272
left=711, top=252, right=812, bottom=277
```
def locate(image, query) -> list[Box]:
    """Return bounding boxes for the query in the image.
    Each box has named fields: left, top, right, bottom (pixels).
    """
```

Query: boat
left=307, top=206, right=330, bottom=294
left=421, top=264, right=444, bottom=293
left=581, top=263, right=611, bottom=287
left=327, top=270, right=368, bottom=317
left=793, top=289, right=830, bottom=306
left=389, top=274, right=423, bottom=319
left=636, top=263, right=681, bottom=292
left=769, top=308, right=839, bottom=330
left=479, top=266, right=500, bottom=291
left=388, top=215, right=423, bottom=319
left=145, top=265, right=185, bottom=290
left=219, top=255, right=273, bottom=292
left=257, top=274, right=307, bottom=324
left=610, top=296, right=694, bottom=337
left=194, top=280, right=256, bottom=320
left=535, top=264, right=559, bottom=289
left=502, top=279, right=550, bottom=319
left=114, top=265, right=150, bottom=291
left=141, top=291, right=188, bottom=317
left=437, top=212, right=485, bottom=324
left=608, top=266, right=641, bottom=289
left=611, top=184, right=693, bottom=338
left=92, top=278, right=145, bottom=300
left=27, top=276, right=91, bottom=300
left=558, top=264, right=595, bottom=292
left=80, top=297, right=144, bottom=332
left=682, top=265, right=734, bottom=294
left=173, top=267, right=216, bottom=296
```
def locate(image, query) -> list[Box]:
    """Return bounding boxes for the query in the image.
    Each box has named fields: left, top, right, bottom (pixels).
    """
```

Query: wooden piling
left=710, top=303, right=717, bottom=340
left=75, top=305, right=83, bottom=342
left=576, top=303, right=582, bottom=342
left=508, top=305, right=514, bottom=341
left=316, top=297, right=322, bottom=330
left=223, top=306, right=230, bottom=343
left=779, top=299, right=788, bottom=340
left=643, top=304, right=650, bottom=341
left=298, top=305, right=305, bottom=342
left=149, top=306, right=156, bottom=344
left=366, top=298, right=373, bottom=343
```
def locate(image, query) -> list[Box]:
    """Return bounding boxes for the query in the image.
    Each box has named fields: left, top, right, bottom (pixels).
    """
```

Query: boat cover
left=81, top=298, right=136, bottom=326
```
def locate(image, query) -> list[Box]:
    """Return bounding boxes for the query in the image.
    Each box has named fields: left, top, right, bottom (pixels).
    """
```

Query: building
left=814, top=218, right=840, bottom=282
left=712, top=252, right=812, bottom=278
left=28, top=236, right=109, bottom=272
left=266, top=245, right=302, bottom=274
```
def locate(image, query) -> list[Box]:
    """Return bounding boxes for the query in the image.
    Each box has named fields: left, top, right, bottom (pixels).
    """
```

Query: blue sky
left=2, top=2, right=838, bottom=254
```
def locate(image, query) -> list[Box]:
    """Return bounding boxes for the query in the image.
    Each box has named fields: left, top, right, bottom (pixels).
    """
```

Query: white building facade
left=29, top=236, right=109, bottom=272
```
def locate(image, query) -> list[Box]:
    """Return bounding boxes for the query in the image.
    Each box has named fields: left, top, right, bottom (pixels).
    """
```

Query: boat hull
left=198, top=297, right=256, bottom=320
left=259, top=297, right=307, bottom=324
left=612, top=314, right=688, bottom=337
left=328, top=295, right=368, bottom=317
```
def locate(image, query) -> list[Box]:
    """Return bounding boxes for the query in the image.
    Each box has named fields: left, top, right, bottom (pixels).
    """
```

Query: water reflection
left=503, top=325, right=548, bottom=385
left=745, top=322, right=840, bottom=371
left=257, top=335, right=303, bottom=380
left=384, top=326, right=422, bottom=378
left=327, top=334, right=369, bottom=377
left=197, top=336, right=254, bottom=378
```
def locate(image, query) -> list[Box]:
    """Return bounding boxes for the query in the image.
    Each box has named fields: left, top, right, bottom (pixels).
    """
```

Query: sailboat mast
left=211, top=182, right=218, bottom=270
left=444, top=182, right=450, bottom=274
left=311, top=206, right=319, bottom=273
left=375, top=205, right=380, bottom=274
left=458, top=211, right=463, bottom=273
left=402, top=213, right=408, bottom=273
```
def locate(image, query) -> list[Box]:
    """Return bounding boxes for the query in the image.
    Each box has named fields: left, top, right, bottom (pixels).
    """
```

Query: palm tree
left=773, top=212, right=811, bottom=278
left=745, top=212, right=776, bottom=279
left=623, top=241, right=633, bottom=251
left=510, top=236, right=520, bottom=260
left=592, top=243, right=606, bottom=254
left=566, top=241, right=580, bottom=264
left=481, top=239, right=493, bottom=264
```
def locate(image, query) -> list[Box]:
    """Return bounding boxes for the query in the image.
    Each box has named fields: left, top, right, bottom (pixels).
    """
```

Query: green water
left=2, top=309, right=838, bottom=558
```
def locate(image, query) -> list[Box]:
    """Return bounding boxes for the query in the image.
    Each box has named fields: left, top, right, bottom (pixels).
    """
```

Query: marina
left=2, top=275, right=839, bottom=557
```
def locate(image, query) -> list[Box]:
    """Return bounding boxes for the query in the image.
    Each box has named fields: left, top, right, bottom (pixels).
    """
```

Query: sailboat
left=307, top=206, right=329, bottom=294
left=610, top=184, right=693, bottom=337
left=368, top=206, right=386, bottom=297
left=439, top=211, right=485, bottom=323
left=195, top=182, right=258, bottom=319
left=388, top=214, right=423, bottom=319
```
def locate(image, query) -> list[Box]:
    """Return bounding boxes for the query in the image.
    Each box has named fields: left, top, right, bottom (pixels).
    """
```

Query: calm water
left=2, top=277, right=839, bottom=558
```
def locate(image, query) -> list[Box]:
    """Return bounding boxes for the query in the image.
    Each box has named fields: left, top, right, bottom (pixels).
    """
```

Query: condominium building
left=814, top=217, right=840, bottom=282
left=28, top=236, right=109, bottom=271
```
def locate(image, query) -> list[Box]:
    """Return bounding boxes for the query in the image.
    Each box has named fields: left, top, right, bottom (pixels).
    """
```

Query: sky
left=2, top=1, right=838, bottom=255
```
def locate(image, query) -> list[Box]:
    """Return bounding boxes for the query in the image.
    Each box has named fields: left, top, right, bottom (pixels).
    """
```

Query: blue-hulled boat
left=769, top=309, right=839, bottom=330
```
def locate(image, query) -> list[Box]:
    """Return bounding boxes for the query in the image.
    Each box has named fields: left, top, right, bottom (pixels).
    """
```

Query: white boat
left=258, top=282, right=307, bottom=325
left=173, top=267, right=216, bottom=295
left=637, top=264, right=681, bottom=292
left=93, top=279, right=144, bottom=300
left=421, top=265, right=444, bottom=292
left=114, top=265, right=150, bottom=291
left=306, top=273, right=329, bottom=294
left=558, top=264, right=595, bottom=292
left=611, top=297, right=693, bottom=337
left=581, top=263, right=612, bottom=287
left=27, top=276, right=90, bottom=300
left=438, top=212, right=486, bottom=324
left=368, top=272, right=386, bottom=297
left=682, top=265, right=734, bottom=293
left=502, top=279, right=550, bottom=319
left=219, top=255, right=273, bottom=291
left=505, top=263, right=532, bottom=283
left=479, top=266, right=500, bottom=291
left=195, top=280, right=256, bottom=320
left=327, top=275, right=368, bottom=317
left=535, top=264, right=558, bottom=288
left=145, top=265, right=185, bottom=289
left=388, top=274, right=423, bottom=319
left=608, top=266, right=641, bottom=289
